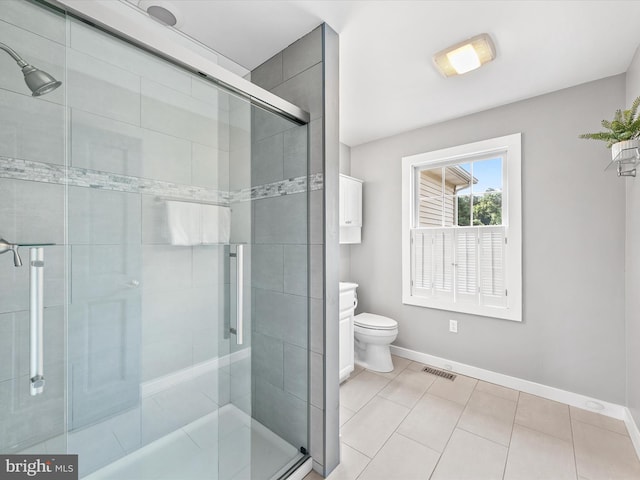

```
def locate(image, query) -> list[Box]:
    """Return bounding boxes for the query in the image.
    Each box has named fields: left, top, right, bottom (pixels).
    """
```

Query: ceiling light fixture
left=433, top=33, right=496, bottom=77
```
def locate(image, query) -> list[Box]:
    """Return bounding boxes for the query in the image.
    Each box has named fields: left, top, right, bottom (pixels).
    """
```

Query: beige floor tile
left=430, top=429, right=508, bottom=480
left=475, top=380, right=519, bottom=402
left=397, top=393, right=464, bottom=452
left=339, top=371, right=390, bottom=412
left=352, top=364, right=364, bottom=377
left=503, top=424, right=576, bottom=480
left=325, top=443, right=370, bottom=480
left=377, top=368, right=436, bottom=408
left=304, top=470, right=324, bottom=480
left=366, top=355, right=412, bottom=380
left=341, top=395, right=410, bottom=458
left=572, top=419, right=640, bottom=480
left=357, top=433, right=440, bottom=480
left=340, top=405, right=356, bottom=427
left=570, top=406, right=628, bottom=435
left=457, top=390, right=517, bottom=446
left=514, top=392, right=572, bottom=441
left=405, top=361, right=429, bottom=372
left=427, top=373, right=477, bottom=405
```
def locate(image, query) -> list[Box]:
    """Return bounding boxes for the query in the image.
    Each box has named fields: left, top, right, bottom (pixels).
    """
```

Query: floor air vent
left=422, top=366, right=456, bottom=381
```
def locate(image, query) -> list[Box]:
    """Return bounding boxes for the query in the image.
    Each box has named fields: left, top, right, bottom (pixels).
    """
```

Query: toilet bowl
left=354, top=313, right=398, bottom=373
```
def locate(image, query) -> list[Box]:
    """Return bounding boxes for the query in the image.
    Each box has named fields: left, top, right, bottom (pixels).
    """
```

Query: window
left=401, top=134, right=522, bottom=321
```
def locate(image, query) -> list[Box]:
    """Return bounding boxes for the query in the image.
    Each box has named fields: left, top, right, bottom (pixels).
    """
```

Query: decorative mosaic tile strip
left=231, top=172, right=324, bottom=203
left=0, top=157, right=324, bottom=203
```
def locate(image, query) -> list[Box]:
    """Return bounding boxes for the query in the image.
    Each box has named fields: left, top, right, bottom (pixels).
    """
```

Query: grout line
left=568, top=409, right=580, bottom=480
left=500, top=390, right=520, bottom=480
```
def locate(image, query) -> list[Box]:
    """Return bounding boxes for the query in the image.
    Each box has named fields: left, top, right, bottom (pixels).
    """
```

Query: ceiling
left=130, top=1, right=640, bottom=147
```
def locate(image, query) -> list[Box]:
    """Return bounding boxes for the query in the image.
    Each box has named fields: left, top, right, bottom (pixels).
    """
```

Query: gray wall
left=340, top=143, right=352, bottom=281
left=251, top=24, right=341, bottom=475
left=350, top=75, right=627, bottom=404
left=626, top=47, right=640, bottom=428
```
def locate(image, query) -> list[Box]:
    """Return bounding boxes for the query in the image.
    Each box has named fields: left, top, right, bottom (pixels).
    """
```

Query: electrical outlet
left=449, top=319, right=458, bottom=333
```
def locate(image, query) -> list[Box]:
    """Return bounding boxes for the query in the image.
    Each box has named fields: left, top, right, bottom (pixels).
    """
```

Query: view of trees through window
left=418, top=156, right=503, bottom=227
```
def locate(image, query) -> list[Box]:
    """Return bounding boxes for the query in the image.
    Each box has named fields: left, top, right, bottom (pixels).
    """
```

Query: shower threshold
left=84, top=404, right=302, bottom=480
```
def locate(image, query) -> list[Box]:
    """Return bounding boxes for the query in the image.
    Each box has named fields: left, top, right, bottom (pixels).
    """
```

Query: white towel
left=201, top=204, right=231, bottom=244
left=166, top=201, right=201, bottom=246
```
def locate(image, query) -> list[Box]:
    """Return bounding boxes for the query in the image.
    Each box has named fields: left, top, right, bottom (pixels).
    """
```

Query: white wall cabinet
left=339, top=282, right=358, bottom=382
left=340, top=174, right=363, bottom=244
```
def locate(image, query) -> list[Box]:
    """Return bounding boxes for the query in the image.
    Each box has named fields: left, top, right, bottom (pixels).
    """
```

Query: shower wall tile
left=192, top=142, right=225, bottom=190
left=252, top=106, right=295, bottom=142
left=141, top=129, right=191, bottom=184
left=251, top=52, right=283, bottom=91
left=254, top=193, right=307, bottom=245
left=310, top=298, right=324, bottom=355
left=141, top=79, right=222, bottom=148
left=284, top=125, right=308, bottom=179
left=310, top=405, right=324, bottom=465
left=284, top=244, right=308, bottom=297
left=193, top=325, right=219, bottom=364
left=0, top=245, right=64, bottom=314
left=71, top=109, right=143, bottom=176
left=310, top=189, right=324, bottom=245
left=310, top=352, right=324, bottom=409
left=0, top=177, right=64, bottom=244
left=142, top=334, right=193, bottom=382
left=141, top=245, right=192, bottom=293
left=0, top=0, right=66, bottom=45
left=283, top=27, right=323, bottom=82
left=67, top=49, right=141, bottom=126
left=230, top=199, right=252, bottom=245
left=252, top=244, right=284, bottom=291
left=0, top=89, right=65, bottom=165
left=229, top=145, right=251, bottom=191
left=69, top=20, right=192, bottom=96
left=254, top=289, right=307, bottom=342
left=141, top=194, right=168, bottom=245
left=310, top=245, right=324, bottom=300
left=272, top=63, right=323, bottom=121
left=253, top=332, right=284, bottom=389
left=191, top=77, right=226, bottom=110
left=309, top=118, right=323, bottom=174
left=284, top=343, right=308, bottom=401
left=70, top=244, right=141, bottom=302
left=0, top=19, right=65, bottom=105
left=192, top=245, right=225, bottom=288
left=252, top=132, right=284, bottom=186
left=68, top=187, right=141, bottom=245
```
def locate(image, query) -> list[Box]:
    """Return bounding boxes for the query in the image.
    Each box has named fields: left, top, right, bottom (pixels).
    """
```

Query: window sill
left=402, top=294, right=522, bottom=322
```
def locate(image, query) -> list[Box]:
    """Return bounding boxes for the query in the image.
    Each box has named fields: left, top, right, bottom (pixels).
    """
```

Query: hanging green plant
left=579, top=96, right=640, bottom=148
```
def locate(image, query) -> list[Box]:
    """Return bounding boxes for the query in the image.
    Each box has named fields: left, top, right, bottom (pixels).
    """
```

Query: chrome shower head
left=21, top=64, right=62, bottom=97
left=0, top=41, right=62, bottom=97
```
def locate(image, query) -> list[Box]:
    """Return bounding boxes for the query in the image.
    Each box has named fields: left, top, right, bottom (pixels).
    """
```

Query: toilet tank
left=338, top=282, right=358, bottom=382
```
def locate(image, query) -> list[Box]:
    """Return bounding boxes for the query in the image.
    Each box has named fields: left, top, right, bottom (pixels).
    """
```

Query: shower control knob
left=127, top=279, right=140, bottom=288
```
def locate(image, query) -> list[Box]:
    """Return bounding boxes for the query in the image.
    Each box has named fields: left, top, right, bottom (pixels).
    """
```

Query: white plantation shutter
left=411, top=230, right=433, bottom=296
left=479, top=226, right=507, bottom=308
left=433, top=229, right=454, bottom=300
left=455, top=228, right=478, bottom=303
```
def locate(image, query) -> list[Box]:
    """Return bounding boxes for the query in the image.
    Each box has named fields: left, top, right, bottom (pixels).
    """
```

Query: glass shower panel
left=0, top=0, right=68, bottom=457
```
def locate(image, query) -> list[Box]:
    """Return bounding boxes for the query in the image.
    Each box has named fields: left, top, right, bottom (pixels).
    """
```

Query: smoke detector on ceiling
left=138, top=1, right=182, bottom=28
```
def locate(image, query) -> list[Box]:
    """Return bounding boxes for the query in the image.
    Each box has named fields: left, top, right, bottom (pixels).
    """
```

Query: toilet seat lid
left=355, top=313, right=397, bottom=330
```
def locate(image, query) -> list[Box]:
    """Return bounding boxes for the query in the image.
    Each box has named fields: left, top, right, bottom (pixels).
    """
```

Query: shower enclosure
left=0, top=1, right=310, bottom=479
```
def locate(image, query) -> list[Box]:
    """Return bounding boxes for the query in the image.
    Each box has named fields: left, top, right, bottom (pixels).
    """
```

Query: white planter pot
left=611, top=139, right=640, bottom=161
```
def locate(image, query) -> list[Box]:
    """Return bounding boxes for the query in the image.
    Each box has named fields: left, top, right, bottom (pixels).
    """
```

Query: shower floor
left=84, top=404, right=301, bottom=480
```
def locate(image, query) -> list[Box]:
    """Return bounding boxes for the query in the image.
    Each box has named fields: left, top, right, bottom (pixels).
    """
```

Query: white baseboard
left=626, top=408, right=640, bottom=458
left=390, top=345, right=627, bottom=420
left=141, top=348, right=250, bottom=398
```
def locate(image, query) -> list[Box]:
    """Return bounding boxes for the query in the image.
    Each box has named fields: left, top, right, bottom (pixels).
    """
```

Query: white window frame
left=401, top=133, right=522, bottom=322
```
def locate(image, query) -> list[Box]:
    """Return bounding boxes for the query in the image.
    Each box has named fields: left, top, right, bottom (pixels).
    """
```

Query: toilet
left=354, top=312, right=399, bottom=373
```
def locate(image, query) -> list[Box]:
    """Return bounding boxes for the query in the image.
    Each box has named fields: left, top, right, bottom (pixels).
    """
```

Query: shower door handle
left=29, top=247, right=45, bottom=396
left=229, top=245, right=244, bottom=345
left=235, top=244, right=244, bottom=345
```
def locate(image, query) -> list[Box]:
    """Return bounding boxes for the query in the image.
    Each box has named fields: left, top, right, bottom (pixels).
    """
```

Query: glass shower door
left=0, top=0, right=68, bottom=459
left=217, top=103, right=310, bottom=480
